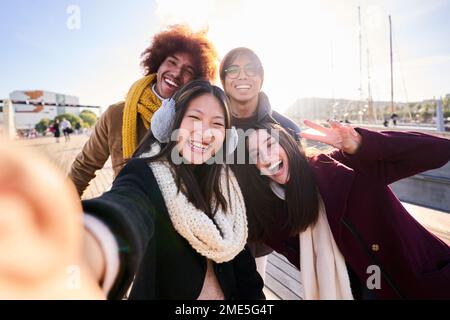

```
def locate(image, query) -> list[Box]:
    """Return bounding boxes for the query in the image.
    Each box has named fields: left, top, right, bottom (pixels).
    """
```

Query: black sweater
left=232, top=92, right=301, bottom=140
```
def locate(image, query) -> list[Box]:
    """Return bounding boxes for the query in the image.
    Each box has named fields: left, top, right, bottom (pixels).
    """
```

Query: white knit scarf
left=148, top=160, right=248, bottom=263
left=299, top=196, right=354, bottom=300
left=270, top=183, right=354, bottom=299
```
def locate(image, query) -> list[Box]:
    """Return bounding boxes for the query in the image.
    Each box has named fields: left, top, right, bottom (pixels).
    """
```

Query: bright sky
left=1, top=0, right=449, bottom=113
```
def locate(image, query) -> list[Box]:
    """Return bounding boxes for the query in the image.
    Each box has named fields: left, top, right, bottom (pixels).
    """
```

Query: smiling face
left=155, top=52, right=196, bottom=99
left=247, top=129, right=290, bottom=185
left=223, top=54, right=263, bottom=105
left=176, top=94, right=226, bottom=165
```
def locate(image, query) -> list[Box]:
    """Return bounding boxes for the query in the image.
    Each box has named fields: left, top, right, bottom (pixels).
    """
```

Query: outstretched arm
left=0, top=138, right=158, bottom=299
left=300, top=120, right=450, bottom=185
left=0, top=138, right=104, bottom=299
left=81, top=158, right=157, bottom=299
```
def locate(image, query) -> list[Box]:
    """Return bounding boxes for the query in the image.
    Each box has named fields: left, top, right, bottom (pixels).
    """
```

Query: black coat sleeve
left=82, top=158, right=157, bottom=299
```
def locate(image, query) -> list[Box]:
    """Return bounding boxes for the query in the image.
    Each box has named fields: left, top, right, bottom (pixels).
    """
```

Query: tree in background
left=34, top=112, right=98, bottom=136
left=79, top=110, right=98, bottom=128
left=55, top=113, right=83, bottom=128
left=35, top=118, right=51, bottom=134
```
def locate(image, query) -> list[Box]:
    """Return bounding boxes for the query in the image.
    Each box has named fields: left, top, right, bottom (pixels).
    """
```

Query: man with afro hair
left=69, top=25, right=218, bottom=197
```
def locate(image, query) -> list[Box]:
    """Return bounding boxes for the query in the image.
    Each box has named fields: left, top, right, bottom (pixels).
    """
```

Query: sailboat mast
left=358, top=7, right=363, bottom=108
left=389, top=15, right=394, bottom=114
left=367, top=46, right=374, bottom=122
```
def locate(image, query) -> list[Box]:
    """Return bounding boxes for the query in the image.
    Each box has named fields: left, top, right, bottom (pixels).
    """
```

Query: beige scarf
left=149, top=160, right=248, bottom=263
left=299, top=197, right=354, bottom=300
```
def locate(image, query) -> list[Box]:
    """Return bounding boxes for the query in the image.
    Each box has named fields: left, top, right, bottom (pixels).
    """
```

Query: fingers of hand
left=0, top=143, right=82, bottom=280
left=300, top=130, right=334, bottom=146
left=303, top=120, right=329, bottom=134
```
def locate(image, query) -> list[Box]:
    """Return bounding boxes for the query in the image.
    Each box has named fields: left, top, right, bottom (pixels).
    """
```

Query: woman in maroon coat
left=236, top=120, right=450, bottom=299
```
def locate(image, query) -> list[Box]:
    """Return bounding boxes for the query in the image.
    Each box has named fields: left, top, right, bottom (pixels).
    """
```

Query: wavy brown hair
left=141, top=25, right=219, bottom=82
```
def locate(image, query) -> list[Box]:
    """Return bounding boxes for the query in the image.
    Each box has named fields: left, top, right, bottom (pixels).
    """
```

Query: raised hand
left=299, top=120, right=362, bottom=154
left=0, top=138, right=104, bottom=299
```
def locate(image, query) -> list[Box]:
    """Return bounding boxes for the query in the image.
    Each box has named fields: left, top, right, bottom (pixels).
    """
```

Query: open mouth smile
left=164, top=76, right=180, bottom=89
left=235, top=84, right=251, bottom=91
left=189, top=139, right=212, bottom=154
left=267, top=160, right=283, bottom=176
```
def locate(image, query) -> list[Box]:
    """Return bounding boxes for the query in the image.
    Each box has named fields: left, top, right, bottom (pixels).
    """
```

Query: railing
left=0, top=99, right=100, bottom=109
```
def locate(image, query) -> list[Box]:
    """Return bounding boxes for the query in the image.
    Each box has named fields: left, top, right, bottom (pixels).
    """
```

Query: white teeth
left=236, top=85, right=251, bottom=89
left=189, top=140, right=211, bottom=153
left=268, top=160, right=282, bottom=174
left=165, top=78, right=179, bottom=87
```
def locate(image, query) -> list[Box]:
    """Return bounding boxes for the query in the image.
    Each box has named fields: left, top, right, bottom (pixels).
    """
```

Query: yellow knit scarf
left=122, top=74, right=161, bottom=159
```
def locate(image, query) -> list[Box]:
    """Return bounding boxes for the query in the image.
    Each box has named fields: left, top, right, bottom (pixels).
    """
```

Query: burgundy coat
left=265, top=128, right=450, bottom=299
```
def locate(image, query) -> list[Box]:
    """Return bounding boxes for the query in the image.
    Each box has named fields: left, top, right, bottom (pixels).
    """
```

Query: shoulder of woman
left=120, top=158, right=153, bottom=175
left=111, top=158, right=155, bottom=188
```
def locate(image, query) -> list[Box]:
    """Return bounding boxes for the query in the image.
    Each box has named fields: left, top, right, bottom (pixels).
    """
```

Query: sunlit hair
left=232, top=123, right=319, bottom=241
left=141, top=25, right=219, bottom=82
left=219, top=47, right=264, bottom=87
left=134, top=80, right=232, bottom=217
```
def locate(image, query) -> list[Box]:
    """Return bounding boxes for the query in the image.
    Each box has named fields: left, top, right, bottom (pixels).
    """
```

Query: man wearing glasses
left=219, top=47, right=300, bottom=139
left=219, top=47, right=300, bottom=282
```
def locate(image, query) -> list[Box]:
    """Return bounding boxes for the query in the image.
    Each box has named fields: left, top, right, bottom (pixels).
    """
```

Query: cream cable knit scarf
left=149, top=160, right=248, bottom=263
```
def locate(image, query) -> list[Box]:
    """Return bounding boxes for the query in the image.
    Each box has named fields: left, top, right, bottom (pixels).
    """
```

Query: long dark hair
left=134, top=80, right=232, bottom=217
left=233, top=123, right=319, bottom=241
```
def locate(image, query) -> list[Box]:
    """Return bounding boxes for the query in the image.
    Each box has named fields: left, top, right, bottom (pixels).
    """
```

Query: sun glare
left=154, top=0, right=397, bottom=112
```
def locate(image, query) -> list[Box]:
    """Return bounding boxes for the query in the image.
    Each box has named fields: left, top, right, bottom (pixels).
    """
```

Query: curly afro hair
left=141, top=25, right=219, bottom=83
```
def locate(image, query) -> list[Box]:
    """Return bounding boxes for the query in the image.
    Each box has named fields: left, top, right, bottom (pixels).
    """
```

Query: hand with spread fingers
left=0, top=137, right=104, bottom=299
left=299, top=120, right=362, bottom=155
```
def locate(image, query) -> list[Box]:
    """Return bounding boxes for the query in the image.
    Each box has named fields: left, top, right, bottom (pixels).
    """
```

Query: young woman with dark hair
left=237, top=120, right=450, bottom=299
left=0, top=80, right=264, bottom=300
left=220, top=47, right=301, bottom=277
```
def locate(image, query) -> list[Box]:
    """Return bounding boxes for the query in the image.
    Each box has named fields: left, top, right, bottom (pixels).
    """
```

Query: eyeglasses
left=224, top=64, right=260, bottom=79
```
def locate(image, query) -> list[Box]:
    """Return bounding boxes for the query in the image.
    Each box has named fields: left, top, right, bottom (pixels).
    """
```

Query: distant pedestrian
left=60, top=117, right=72, bottom=142
left=74, top=122, right=81, bottom=135
left=391, top=113, right=398, bottom=126
left=52, top=119, right=61, bottom=143
left=27, top=129, right=37, bottom=139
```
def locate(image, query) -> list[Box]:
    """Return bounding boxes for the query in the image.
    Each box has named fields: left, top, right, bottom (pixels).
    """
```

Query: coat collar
left=256, top=92, right=275, bottom=123
left=308, top=153, right=355, bottom=242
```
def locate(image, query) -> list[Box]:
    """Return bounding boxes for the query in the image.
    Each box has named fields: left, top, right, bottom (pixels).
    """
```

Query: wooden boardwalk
left=17, top=134, right=114, bottom=200
left=17, top=134, right=450, bottom=300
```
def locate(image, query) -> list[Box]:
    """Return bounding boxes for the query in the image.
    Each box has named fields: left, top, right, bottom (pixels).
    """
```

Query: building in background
left=0, top=90, right=100, bottom=130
